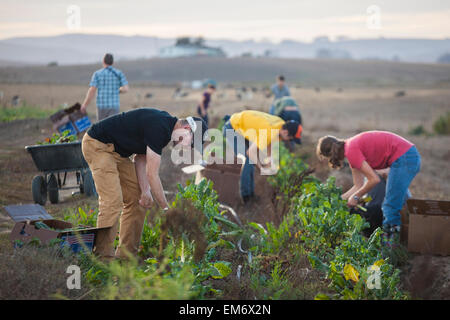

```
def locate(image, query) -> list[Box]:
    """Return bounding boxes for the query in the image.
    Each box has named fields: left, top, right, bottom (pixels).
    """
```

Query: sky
left=1, top=0, right=449, bottom=41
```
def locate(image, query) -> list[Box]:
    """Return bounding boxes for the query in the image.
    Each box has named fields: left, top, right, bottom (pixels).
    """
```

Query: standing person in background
left=197, top=84, right=215, bottom=126
left=269, top=75, right=291, bottom=114
left=316, top=131, right=421, bottom=247
left=81, top=53, right=129, bottom=121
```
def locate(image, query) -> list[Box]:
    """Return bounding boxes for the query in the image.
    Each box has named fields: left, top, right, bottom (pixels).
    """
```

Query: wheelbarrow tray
left=25, top=141, right=88, bottom=174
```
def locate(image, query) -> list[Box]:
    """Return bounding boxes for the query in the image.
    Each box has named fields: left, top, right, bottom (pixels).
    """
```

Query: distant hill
left=0, top=34, right=450, bottom=66
left=1, top=57, right=450, bottom=87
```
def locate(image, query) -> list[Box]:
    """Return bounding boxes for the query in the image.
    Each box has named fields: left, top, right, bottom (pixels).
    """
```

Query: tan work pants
left=81, top=133, right=145, bottom=259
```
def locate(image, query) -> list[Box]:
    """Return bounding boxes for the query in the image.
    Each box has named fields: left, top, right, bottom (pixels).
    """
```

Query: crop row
left=59, top=145, right=408, bottom=299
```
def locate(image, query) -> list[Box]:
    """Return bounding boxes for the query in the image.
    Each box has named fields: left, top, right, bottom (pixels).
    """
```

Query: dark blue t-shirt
left=87, top=108, right=178, bottom=157
left=200, top=92, right=211, bottom=110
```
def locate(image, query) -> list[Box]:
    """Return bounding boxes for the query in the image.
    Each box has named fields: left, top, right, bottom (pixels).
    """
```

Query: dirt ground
left=0, top=82, right=449, bottom=299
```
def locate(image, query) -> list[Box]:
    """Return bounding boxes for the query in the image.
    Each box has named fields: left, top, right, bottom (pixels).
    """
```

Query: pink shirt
left=344, top=131, right=414, bottom=170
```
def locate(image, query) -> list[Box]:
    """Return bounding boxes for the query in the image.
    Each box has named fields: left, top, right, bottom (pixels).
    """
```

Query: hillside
left=1, top=34, right=450, bottom=65
left=1, top=57, right=450, bottom=87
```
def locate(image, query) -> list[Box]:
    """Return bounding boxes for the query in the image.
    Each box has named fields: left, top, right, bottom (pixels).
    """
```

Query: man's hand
left=260, top=162, right=278, bottom=176
left=139, top=190, right=154, bottom=208
left=80, top=104, right=87, bottom=115
left=81, top=86, right=96, bottom=115
left=119, top=85, right=129, bottom=94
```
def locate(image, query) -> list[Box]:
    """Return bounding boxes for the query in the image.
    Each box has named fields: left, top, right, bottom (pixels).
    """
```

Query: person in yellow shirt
left=222, top=110, right=302, bottom=203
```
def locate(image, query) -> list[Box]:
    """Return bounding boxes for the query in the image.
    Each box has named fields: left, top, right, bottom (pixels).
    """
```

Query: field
left=0, top=58, right=449, bottom=300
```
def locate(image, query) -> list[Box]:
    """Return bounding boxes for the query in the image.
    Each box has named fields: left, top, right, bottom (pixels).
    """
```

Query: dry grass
left=0, top=241, right=91, bottom=300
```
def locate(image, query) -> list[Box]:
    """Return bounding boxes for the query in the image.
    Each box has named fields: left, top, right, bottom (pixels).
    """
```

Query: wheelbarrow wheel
left=32, top=175, right=47, bottom=205
left=48, top=174, right=59, bottom=204
left=82, top=170, right=97, bottom=197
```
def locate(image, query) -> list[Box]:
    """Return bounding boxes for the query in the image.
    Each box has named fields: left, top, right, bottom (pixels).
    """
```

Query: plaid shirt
left=89, top=66, right=128, bottom=109
left=271, top=84, right=291, bottom=100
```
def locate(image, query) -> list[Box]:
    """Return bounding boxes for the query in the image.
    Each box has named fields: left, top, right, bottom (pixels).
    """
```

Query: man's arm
left=119, top=72, right=129, bottom=94
left=80, top=86, right=97, bottom=114
left=285, top=86, right=291, bottom=96
left=145, top=146, right=169, bottom=209
left=134, top=154, right=153, bottom=208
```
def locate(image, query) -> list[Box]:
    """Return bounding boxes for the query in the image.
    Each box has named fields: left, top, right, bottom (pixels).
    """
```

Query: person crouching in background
left=271, top=96, right=303, bottom=151
left=316, top=131, right=421, bottom=247
left=197, top=84, right=216, bottom=126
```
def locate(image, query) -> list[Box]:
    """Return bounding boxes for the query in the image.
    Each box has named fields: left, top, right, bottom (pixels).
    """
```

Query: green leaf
left=248, top=222, right=267, bottom=235
left=213, top=215, right=240, bottom=230
left=314, top=293, right=331, bottom=300
left=206, top=239, right=236, bottom=250
left=212, top=261, right=232, bottom=279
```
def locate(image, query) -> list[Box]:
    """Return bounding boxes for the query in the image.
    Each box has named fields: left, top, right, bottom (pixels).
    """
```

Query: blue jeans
left=382, top=146, right=421, bottom=226
left=269, top=104, right=275, bottom=115
left=197, top=106, right=209, bottom=126
left=222, top=121, right=254, bottom=197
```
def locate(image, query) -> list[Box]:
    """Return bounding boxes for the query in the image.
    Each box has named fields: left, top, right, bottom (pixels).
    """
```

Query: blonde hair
left=316, top=135, right=345, bottom=169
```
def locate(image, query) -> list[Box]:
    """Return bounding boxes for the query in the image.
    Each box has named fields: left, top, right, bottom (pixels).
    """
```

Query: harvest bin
left=50, top=102, right=92, bottom=136
left=3, top=204, right=109, bottom=253
left=406, top=199, right=450, bottom=256
left=196, top=163, right=244, bottom=205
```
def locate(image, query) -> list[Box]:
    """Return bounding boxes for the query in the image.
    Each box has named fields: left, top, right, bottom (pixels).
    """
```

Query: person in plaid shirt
left=81, top=53, right=129, bottom=121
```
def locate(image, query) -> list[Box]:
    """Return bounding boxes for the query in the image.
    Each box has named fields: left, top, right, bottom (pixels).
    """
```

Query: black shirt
left=87, top=108, right=178, bottom=157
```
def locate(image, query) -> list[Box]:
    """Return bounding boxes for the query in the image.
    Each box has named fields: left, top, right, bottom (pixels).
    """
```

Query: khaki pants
left=81, top=133, right=145, bottom=259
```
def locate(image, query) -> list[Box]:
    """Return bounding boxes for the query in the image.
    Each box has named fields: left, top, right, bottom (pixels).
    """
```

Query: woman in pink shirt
left=316, top=131, right=421, bottom=246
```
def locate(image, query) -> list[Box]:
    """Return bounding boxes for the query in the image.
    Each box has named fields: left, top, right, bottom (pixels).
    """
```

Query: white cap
left=186, top=116, right=197, bottom=133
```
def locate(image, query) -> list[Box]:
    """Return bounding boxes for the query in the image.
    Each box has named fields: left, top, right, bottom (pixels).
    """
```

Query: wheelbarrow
left=25, top=141, right=97, bottom=205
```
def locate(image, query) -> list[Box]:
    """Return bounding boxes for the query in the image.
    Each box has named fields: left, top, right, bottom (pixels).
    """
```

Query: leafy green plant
left=252, top=150, right=408, bottom=300
left=64, top=206, right=98, bottom=227
left=37, top=130, right=77, bottom=145
left=268, top=144, right=316, bottom=211
left=433, top=112, right=450, bottom=135
left=86, top=179, right=243, bottom=300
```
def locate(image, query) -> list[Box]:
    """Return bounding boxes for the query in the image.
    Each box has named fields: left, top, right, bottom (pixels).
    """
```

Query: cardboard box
left=400, top=207, right=409, bottom=245
left=50, top=103, right=92, bottom=136
left=3, top=204, right=109, bottom=253
left=196, top=163, right=244, bottom=205
left=406, top=199, right=450, bottom=256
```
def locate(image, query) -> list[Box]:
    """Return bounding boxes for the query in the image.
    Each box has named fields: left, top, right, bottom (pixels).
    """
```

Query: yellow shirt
left=229, top=110, right=285, bottom=150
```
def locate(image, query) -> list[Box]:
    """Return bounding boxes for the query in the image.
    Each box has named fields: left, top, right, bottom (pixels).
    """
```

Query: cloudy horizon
left=1, top=0, right=449, bottom=42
